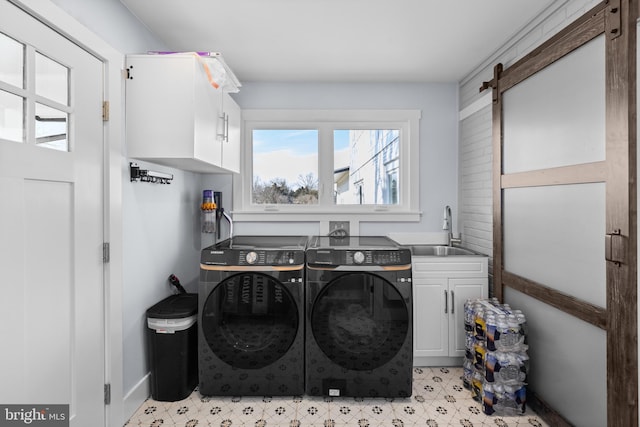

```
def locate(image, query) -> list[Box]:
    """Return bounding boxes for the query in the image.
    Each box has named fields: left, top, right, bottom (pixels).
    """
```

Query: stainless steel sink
left=409, top=245, right=478, bottom=256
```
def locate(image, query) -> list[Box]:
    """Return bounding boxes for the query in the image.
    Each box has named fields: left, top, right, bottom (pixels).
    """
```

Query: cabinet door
left=221, top=92, right=241, bottom=173
left=413, top=278, right=448, bottom=358
left=126, top=55, right=198, bottom=160
left=448, top=278, right=487, bottom=356
left=193, top=61, right=223, bottom=167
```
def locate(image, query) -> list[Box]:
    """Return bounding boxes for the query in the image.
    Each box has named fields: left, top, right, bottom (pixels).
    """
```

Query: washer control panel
left=307, top=248, right=411, bottom=267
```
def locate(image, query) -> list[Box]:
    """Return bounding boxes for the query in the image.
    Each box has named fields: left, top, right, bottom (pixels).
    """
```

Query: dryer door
left=311, top=272, right=409, bottom=371
left=201, top=272, right=299, bottom=369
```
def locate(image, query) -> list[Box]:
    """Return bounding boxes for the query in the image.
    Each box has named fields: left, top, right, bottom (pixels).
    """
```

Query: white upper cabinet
left=125, top=53, right=241, bottom=173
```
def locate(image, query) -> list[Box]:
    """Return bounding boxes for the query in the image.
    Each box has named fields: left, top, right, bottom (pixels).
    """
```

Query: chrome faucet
left=443, top=205, right=462, bottom=246
left=221, top=209, right=233, bottom=241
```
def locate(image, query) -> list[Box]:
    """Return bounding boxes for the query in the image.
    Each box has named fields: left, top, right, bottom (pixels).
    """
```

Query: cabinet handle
left=217, top=114, right=225, bottom=140
left=451, top=291, right=455, bottom=314
left=224, top=113, right=229, bottom=142
left=444, top=290, right=448, bottom=314
left=217, top=113, right=229, bottom=141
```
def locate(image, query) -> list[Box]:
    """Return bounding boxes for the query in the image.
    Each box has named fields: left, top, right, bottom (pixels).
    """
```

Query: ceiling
left=121, top=0, right=556, bottom=83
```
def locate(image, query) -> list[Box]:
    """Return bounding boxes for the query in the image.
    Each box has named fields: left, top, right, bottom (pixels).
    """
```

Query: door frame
left=9, top=1, right=125, bottom=426
left=482, top=1, right=637, bottom=425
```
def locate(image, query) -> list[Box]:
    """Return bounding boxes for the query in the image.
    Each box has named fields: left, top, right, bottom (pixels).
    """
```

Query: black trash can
left=146, top=293, right=198, bottom=401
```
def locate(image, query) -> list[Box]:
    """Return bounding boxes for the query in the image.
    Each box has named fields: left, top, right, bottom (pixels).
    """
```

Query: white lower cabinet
left=412, top=255, right=488, bottom=366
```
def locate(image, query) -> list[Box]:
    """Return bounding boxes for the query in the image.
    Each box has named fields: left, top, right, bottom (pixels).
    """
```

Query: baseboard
left=528, top=389, right=573, bottom=427
left=123, top=373, right=150, bottom=423
left=413, top=356, right=463, bottom=367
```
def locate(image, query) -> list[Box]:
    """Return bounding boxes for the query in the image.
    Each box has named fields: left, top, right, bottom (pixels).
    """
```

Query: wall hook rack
left=129, top=162, right=173, bottom=184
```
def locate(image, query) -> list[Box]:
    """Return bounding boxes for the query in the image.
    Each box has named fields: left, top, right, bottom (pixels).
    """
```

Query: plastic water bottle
left=508, top=314, right=523, bottom=348
left=464, top=299, right=475, bottom=333
left=482, top=382, right=496, bottom=415
left=474, top=308, right=486, bottom=341
left=462, top=358, right=474, bottom=390
left=471, top=370, right=484, bottom=402
left=465, top=332, right=475, bottom=361
left=494, top=314, right=507, bottom=350
left=485, top=313, right=497, bottom=351
left=495, top=352, right=528, bottom=385
left=513, top=310, right=528, bottom=345
left=493, top=383, right=526, bottom=416
left=474, top=339, right=487, bottom=371
left=484, top=350, right=498, bottom=383
left=496, top=314, right=520, bottom=351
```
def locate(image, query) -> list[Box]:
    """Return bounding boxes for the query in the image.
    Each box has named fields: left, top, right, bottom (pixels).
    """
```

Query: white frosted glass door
left=503, top=36, right=605, bottom=174
left=503, top=184, right=606, bottom=307
left=496, top=31, right=611, bottom=427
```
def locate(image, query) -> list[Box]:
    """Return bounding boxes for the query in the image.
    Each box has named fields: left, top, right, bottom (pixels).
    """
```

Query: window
left=235, top=109, right=421, bottom=221
left=0, top=32, right=70, bottom=151
left=252, top=129, right=319, bottom=204
left=334, top=129, right=399, bottom=205
left=0, top=32, right=25, bottom=143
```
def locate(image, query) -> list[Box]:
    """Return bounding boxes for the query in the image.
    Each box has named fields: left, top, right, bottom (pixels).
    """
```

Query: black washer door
left=202, top=272, right=299, bottom=369
left=311, top=272, right=409, bottom=371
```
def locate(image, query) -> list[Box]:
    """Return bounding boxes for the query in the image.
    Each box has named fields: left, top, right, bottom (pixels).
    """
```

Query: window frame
left=0, top=32, right=72, bottom=151
left=233, top=109, right=421, bottom=222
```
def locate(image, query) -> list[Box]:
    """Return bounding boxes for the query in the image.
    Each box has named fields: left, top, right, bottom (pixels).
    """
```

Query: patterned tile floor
left=125, top=367, right=549, bottom=427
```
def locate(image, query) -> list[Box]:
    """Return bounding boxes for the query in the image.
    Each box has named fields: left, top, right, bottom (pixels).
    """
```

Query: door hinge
left=103, top=242, right=110, bottom=263
left=102, top=101, right=110, bottom=122
left=104, top=383, right=111, bottom=405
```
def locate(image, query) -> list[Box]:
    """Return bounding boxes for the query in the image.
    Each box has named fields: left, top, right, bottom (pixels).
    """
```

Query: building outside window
left=334, top=129, right=399, bottom=205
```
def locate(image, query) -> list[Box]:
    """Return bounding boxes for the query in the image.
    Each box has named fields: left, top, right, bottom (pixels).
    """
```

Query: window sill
left=230, top=210, right=421, bottom=223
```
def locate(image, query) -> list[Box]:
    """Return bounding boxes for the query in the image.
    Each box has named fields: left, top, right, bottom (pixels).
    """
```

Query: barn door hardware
left=605, top=229, right=626, bottom=265
left=605, top=0, right=621, bottom=40
left=479, top=63, right=503, bottom=104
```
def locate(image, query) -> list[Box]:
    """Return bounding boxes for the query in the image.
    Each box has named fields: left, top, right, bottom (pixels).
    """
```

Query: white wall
left=121, top=161, right=202, bottom=386
left=221, top=82, right=460, bottom=236
left=49, top=0, right=164, bottom=54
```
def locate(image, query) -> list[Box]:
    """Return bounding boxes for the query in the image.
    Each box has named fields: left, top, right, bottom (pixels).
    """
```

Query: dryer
left=305, top=235, right=413, bottom=398
left=199, top=235, right=307, bottom=396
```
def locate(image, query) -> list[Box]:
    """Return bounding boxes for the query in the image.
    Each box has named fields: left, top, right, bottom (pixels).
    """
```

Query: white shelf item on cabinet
left=125, top=53, right=241, bottom=173
left=412, top=254, right=488, bottom=366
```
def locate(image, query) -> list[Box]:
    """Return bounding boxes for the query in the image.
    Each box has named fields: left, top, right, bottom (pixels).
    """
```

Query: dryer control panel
left=306, top=248, right=411, bottom=267
left=201, top=249, right=305, bottom=267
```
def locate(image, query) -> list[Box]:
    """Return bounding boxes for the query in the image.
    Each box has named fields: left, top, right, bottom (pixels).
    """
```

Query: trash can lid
left=146, top=293, right=198, bottom=319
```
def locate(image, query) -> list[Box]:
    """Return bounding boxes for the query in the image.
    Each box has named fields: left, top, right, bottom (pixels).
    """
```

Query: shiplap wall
left=457, top=0, right=600, bottom=286
left=459, top=105, right=493, bottom=290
